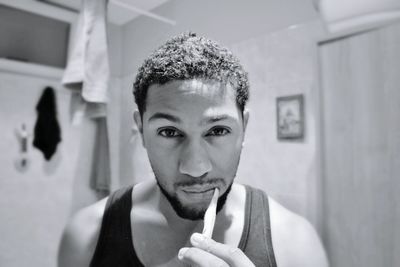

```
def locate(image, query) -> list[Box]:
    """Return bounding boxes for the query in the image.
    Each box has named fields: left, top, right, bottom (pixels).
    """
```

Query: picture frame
left=276, top=94, right=304, bottom=140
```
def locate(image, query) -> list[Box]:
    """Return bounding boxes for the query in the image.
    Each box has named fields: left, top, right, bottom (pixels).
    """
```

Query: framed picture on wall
left=276, top=94, right=304, bottom=140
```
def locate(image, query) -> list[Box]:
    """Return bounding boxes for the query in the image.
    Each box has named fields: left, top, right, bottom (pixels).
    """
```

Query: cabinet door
left=319, top=22, right=400, bottom=267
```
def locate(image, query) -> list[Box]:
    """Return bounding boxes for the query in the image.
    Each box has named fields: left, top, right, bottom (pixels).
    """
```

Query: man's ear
left=133, top=110, right=145, bottom=147
left=242, top=108, right=250, bottom=133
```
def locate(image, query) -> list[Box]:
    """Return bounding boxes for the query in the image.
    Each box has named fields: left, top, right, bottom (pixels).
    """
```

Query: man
left=58, top=33, right=328, bottom=267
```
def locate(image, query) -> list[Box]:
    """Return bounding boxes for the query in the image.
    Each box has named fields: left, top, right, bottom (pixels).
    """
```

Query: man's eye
left=207, top=127, right=231, bottom=137
left=158, top=128, right=182, bottom=138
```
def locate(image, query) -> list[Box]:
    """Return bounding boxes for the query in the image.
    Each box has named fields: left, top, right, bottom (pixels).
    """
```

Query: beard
left=156, top=178, right=233, bottom=221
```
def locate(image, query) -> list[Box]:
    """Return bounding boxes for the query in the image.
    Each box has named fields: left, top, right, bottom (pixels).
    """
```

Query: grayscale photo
left=0, top=0, right=399, bottom=266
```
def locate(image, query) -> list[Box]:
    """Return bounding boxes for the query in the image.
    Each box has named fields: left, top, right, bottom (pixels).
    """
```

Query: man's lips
left=177, top=184, right=222, bottom=204
left=180, top=185, right=218, bottom=194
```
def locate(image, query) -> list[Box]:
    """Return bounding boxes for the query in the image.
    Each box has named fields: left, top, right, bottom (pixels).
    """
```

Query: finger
left=190, top=233, right=255, bottom=267
left=178, top=247, right=229, bottom=267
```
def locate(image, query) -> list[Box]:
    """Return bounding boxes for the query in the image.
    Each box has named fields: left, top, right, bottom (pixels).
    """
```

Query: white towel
left=62, top=0, right=110, bottom=120
left=62, top=0, right=112, bottom=195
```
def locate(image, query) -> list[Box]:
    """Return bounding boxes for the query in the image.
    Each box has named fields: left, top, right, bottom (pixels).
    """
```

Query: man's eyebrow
left=203, top=115, right=234, bottom=124
left=148, top=112, right=181, bottom=123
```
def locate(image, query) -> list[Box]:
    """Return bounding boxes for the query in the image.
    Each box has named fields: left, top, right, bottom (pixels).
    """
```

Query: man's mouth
left=179, top=185, right=220, bottom=202
left=181, top=185, right=217, bottom=194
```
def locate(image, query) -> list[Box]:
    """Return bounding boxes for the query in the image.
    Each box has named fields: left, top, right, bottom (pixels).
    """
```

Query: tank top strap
left=90, top=185, right=144, bottom=267
left=240, top=185, right=277, bottom=267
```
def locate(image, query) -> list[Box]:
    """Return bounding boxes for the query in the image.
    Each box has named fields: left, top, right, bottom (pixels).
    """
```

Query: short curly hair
left=133, top=32, right=249, bottom=116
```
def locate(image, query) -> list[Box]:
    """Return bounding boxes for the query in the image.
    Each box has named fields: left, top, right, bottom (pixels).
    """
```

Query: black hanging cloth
left=33, top=86, right=61, bottom=160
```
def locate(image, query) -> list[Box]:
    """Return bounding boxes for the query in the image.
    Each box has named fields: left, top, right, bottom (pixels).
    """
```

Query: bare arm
left=269, top=197, right=329, bottom=267
left=58, top=198, right=107, bottom=267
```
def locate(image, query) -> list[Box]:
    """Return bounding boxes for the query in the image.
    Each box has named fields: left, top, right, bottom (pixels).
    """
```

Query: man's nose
left=178, top=139, right=212, bottom=178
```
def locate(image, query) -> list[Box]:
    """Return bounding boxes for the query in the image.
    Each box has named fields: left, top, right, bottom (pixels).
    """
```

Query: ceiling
left=43, top=0, right=170, bottom=25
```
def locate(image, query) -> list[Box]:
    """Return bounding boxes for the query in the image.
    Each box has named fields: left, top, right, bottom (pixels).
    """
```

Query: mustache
left=175, top=178, right=226, bottom=187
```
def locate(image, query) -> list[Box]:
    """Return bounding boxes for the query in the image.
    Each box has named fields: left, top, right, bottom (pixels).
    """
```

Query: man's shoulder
left=267, top=197, right=329, bottom=267
left=58, top=197, right=108, bottom=267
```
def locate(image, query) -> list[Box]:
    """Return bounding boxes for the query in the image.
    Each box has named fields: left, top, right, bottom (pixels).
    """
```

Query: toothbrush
left=202, top=188, right=219, bottom=238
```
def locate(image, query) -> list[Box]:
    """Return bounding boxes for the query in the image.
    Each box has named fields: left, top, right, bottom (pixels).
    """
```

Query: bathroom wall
left=0, top=76, right=124, bottom=267
left=118, top=0, right=325, bottom=229
left=230, top=22, right=324, bottom=228
left=0, top=74, right=78, bottom=267
left=319, top=21, right=400, bottom=266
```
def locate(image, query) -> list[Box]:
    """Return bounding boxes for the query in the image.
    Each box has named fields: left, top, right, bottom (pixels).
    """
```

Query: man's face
left=135, top=78, right=248, bottom=220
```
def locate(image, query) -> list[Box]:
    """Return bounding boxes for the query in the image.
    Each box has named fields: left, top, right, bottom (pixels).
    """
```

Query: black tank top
left=90, top=184, right=277, bottom=267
